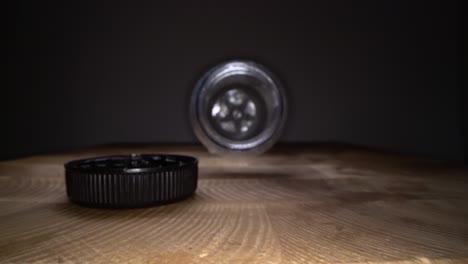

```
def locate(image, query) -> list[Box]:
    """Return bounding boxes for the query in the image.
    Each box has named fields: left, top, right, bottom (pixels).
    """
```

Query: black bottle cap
left=65, top=154, right=198, bottom=208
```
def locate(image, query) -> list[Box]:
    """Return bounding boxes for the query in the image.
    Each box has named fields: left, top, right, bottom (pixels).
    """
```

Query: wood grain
left=0, top=145, right=467, bottom=263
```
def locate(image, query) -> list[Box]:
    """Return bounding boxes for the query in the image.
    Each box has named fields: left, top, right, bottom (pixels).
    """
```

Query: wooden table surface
left=1, top=145, right=467, bottom=264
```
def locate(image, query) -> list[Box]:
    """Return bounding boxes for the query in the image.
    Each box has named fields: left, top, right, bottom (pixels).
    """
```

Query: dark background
left=6, top=0, right=466, bottom=163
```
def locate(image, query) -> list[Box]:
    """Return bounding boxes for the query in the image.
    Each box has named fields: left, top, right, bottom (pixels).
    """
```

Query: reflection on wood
left=0, top=145, right=467, bottom=263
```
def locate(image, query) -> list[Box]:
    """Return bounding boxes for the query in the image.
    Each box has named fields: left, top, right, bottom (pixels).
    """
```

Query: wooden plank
left=0, top=145, right=467, bottom=263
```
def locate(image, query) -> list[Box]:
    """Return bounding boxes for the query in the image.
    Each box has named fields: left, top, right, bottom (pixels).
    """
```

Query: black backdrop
left=6, top=0, right=465, bottom=162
